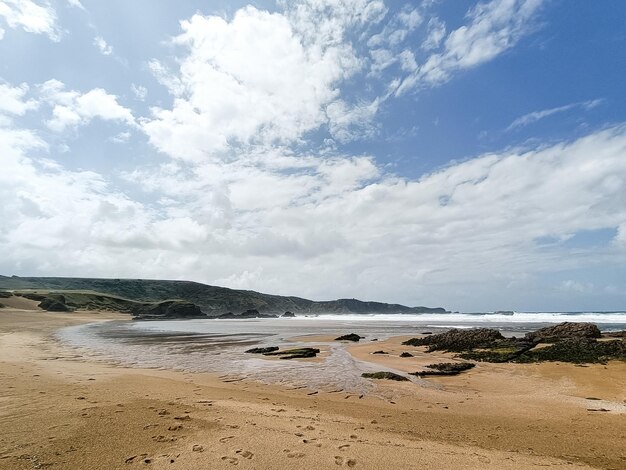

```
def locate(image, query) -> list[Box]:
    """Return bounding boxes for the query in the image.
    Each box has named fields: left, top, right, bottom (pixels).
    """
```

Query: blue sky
left=1, top=0, right=625, bottom=311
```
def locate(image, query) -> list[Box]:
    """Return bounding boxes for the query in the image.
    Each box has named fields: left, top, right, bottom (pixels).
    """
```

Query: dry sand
left=0, top=304, right=625, bottom=469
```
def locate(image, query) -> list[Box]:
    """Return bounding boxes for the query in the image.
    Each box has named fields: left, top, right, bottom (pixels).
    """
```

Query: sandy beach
left=0, top=302, right=625, bottom=469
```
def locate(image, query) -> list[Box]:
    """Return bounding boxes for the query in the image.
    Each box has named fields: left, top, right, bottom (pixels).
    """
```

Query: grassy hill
left=0, top=275, right=447, bottom=316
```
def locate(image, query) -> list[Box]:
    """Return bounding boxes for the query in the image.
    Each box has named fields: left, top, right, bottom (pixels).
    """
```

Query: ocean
left=57, top=312, right=626, bottom=394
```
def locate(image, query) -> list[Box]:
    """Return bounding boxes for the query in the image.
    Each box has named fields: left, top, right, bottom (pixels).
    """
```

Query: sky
left=1, top=0, right=625, bottom=312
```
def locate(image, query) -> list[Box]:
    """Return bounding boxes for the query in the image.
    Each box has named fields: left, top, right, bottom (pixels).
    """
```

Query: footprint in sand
left=335, top=456, right=357, bottom=467
left=219, top=436, right=235, bottom=443
left=235, top=450, right=254, bottom=459
left=287, top=452, right=305, bottom=458
left=221, top=456, right=239, bottom=465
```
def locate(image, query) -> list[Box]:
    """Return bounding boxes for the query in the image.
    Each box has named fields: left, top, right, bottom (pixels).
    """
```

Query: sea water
left=57, top=312, right=626, bottom=394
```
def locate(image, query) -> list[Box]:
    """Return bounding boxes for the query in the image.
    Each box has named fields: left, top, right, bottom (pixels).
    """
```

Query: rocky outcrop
left=0, top=291, right=12, bottom=298
left=282, top=311, right=296, bottom=317
left=403, top=328, right=504, bottom=352
left=217, top=309, right=278, bottom=319
left=39, top=297, right=70, bottom=312
left=411, top=362, right=475, bottom=376
left=133, top=300, right=205, bottom=320
left=335, top=333, right=363, bottom=342
left=516, top=338, right=626, bottom=364
left=524, top=322, right=601, bottom=343
left=362, top=371, right=409, bottom=381
left=262, top=348, right=320, bottom=359
left=399, top=352, right=413, bottom=357
left=245, top=347, right=279, bottom=354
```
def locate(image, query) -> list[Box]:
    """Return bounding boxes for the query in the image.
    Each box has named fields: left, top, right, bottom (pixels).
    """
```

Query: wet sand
left=0, top=305, right=625, bottom=469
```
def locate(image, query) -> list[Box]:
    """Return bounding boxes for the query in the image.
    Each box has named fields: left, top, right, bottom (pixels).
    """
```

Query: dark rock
left=22, top=293, right=47, bottom=301
left=524, top=322, right=601, bottom=343
left=263, top=348, right=320, bottom=359
left=515, top=338, right=626, bottom=364
left=361, top=371, right=409, bottom=381
left=411, top=362, right=475, bottom=376
left=282, top=311, right=296, bottom=317
left=0, top=291, right=12, bottom=298
left=0, top=302, right=5, bottom=308
left=134, top=300, right=205, bottom=320
left=245, top=346, right=279, bottom=354
left=335, top=333, right=363, bottom=342
left=422, top=332, right=433, bottom=335
left=372, top=350, right=388, bottom=355
left=39, top=297, right=69, bottom=312
left=216, top=309, right=278, bottom=319
left=399, top=352, right=413, bottom=358
left=604, top=331, right=626, bottom=338
left=402, top=328, right=504, bottom=352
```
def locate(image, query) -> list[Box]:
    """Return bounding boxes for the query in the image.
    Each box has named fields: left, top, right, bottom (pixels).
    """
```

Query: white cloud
left=422, top=17, right=445, bottom=51
left=0, top=0, right=60, bottom=41
left=66, top=0, right=84, bottom=10
left=39, top=79, right=135, bottom=132
left=110, top=131, right=131, bottom=144
left=395, top=0, right=544, bottom=95
left=0, top=81, right=38, bottom=115
left=507, top=99, right=603, bottom=131
left=131, top=83, right=147, bottom=101
left=142, top=5, right=374, bottom=161
left=3, top=112, right=626, bottom=308
left=93, top=35, right=113, bottom=55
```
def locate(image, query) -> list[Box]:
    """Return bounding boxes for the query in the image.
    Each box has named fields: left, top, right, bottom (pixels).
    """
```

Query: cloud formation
left=0, top=0, right=60, bottom=41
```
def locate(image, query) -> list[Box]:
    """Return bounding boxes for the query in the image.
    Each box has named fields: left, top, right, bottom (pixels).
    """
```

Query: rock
left=0, top=302, right=5, bottom=308
left=524, top=322, right=601, bottom=343
left=38, top=297, right=69, bottom=312
left=282, top=311, right=296, bottom=317
left=516, top=338, right=626, bottom=364
left=372, top=350, right=388, bottom=355
left=335, top=333, right=363, bottom=342
left=604, top=331, right=626, bottom=338
left=263, top=348, right=320, bottom=359
left=411, top=362, right=475, bottom=376
left=0, top=291, right=12, bottom=298
left=217, top=309, right=278, bottom=319
left=361, top=371, right=409, bottom=381
left=399, top=352, right=413, bottom=358
left=133, top=300, right=205, bottom=320
left=402, top=328, right=504, bottom=352
left=245, top=346, right=279, bottom=354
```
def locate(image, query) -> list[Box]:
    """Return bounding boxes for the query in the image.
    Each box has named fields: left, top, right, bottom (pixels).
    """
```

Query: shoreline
left=0, top=307, right=625, bottom=469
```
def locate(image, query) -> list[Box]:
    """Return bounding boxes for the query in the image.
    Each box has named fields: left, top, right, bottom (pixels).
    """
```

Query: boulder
left=361, top=371, right=409, bottom=381
left=245, top=346, right=279, bottom=354
left=335, top=333, right=363, bottom=342
left=134, top=300, right=205, bottom=320
left=372, top=350, right=388, bottom=355
left=0, top=291, right=12, bottom=298
left=402, top=328, right=504, bottom=352
left=399, top=352, right=413, bottom=358
left=281, top=311, right=296, bottom=318
left=524, top=322, right=601, bottom=343
left=517, top=338, right=626, bottom=364
left=263, top=348, right=320, bottom=359
left=411, top=362, right=475, bottom=376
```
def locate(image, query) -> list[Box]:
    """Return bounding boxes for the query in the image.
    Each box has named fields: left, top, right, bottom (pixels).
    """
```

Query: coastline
left=0, top=307, right=624, bottom=469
